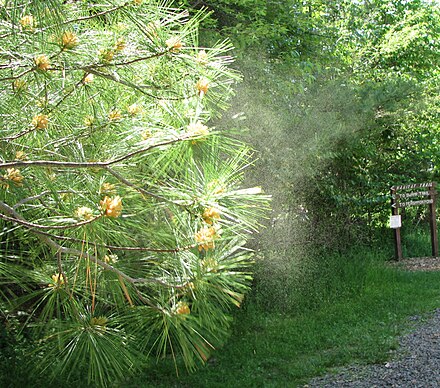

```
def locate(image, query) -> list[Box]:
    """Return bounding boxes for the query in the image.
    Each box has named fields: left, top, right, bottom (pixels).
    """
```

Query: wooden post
left=429, top=183, right=438, bottom=258
left=390, top=187, right=403, bottom=260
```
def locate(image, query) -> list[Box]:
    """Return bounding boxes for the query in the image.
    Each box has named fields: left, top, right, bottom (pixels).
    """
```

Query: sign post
left=429, top=183, right=439, bottom=258
left=390, top=182, right=438, bottom=260
left=390, top=186, right=403, bottom=260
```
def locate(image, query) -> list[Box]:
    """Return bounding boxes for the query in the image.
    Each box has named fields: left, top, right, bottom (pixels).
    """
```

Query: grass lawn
left=126, top=246, right=440, bottom=387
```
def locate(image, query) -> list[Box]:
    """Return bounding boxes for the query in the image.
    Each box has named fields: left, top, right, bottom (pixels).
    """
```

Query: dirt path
left=388, top=256, right=440, bottom=271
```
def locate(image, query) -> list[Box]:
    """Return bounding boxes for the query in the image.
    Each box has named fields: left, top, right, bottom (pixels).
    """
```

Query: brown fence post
left=429, top=182, right=438, bottom=258
left=390, top=186, right=403, bottom=260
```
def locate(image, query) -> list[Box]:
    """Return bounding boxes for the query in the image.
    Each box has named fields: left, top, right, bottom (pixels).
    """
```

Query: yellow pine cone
left=108, top=109, right=122, bottom=121
left=207, top=179, right=226, bottom=195
left=166, top=37, right=183, bottom=52
left=90, top=316, right=108, bottom=329
left=115, top=37, right=126, bottom=51
left=195, top=226, right=218, bottom=251
left=127, top=103, right=142, bottom=116
left=196, top=50, right=209, bottom=65
left=146, top=21, right=160, bottom=39
left=61, top=31, right=78, bottom=49
left=187, top=121, right=209, bottom=138
left=176, top=301, right=190, bottom=315
left=49, top=273, right=65, bottom=287
left=201, top=258, right=219, bottom=273
left=100, top=182, right=116, bottom=195
left=32, top=114, right=49, bottom=129
left=100, top=49, right=115, bottom=62
left=100, top=196, right=122, bottom=218
left=84, top=115, right=95, bottom=127
left=20, top=15, right=35, bottom=29
left=75, top=206, right=94, bottom=221
left=196, top=78, right=209, bottom=96
left=103, top=254, right=118, bottom=264
left=34, top=54, right=50, bottom=71
left=13, top=79, right=27, bottom=91
left=3, top=168, right=24, bottom=186
left=203, top=206, right=221, bottom=225
left=15, top=151, right=27, bottom=160
left=83, top=73, right=94, bottom=84
left=141, top=129, right=152, bottom=140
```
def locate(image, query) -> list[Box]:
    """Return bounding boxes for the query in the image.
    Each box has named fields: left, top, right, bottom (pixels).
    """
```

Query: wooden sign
left=390, top=182, right=438, bottom=260
left=397, top=199, right=433, bottom=208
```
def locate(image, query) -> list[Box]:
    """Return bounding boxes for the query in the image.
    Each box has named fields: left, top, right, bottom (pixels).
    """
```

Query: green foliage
left=0, top=1, right=268, bottom=386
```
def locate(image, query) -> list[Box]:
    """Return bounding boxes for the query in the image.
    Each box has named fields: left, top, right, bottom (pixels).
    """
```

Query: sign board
left=390, top=182, right=438, bottom=260
left=398, top=199, right=433, bottom=208
left=389, top=215, right=401, bottom=229
left=391, top=183, right=433, bottom=190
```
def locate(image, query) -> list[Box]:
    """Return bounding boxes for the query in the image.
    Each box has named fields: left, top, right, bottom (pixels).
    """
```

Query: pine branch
left=0, top=200, right=190, bottom=289
left=0, top=135, right=191, bottom=165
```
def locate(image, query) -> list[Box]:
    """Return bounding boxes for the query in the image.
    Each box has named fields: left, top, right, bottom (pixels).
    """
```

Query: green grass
left=125, top=244, right=440, bottom=387
left=3, top=231, right=440, bottom=387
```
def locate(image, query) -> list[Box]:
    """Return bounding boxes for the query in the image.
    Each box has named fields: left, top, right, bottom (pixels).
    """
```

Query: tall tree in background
left=0, top=1, right=268, bottom=386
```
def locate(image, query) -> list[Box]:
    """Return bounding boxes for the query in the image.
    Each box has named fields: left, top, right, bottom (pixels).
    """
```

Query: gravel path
left=306, top=309, right=440, bottom=387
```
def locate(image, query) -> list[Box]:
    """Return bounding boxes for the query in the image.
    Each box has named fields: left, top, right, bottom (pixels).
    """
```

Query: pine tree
left=0, top=1, right=268, bottom=385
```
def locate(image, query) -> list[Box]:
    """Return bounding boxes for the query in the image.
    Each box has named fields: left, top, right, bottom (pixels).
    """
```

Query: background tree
left=0, top=1, right=268, bottom=386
